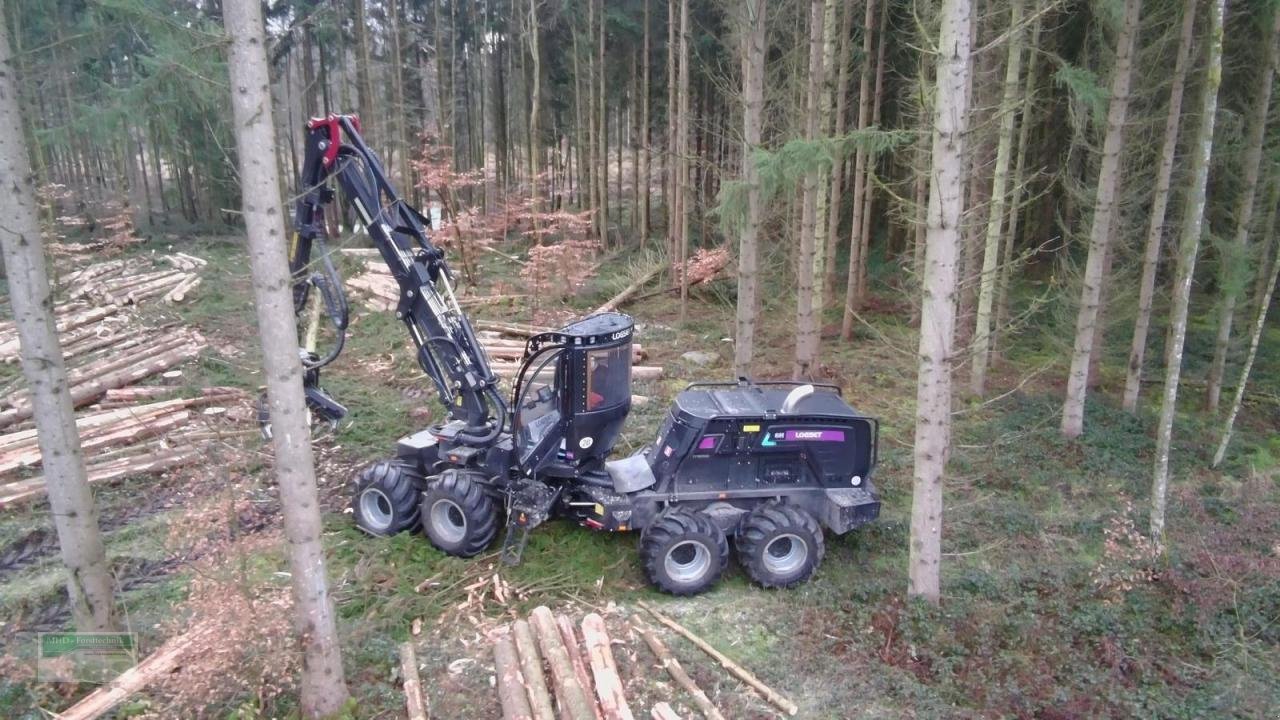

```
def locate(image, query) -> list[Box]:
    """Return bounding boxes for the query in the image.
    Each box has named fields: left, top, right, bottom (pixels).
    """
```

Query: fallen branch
left=650, top=703, right=682, bottom=720
left=632, top=617, right=725, bottom=720
left=595, top=264, right=662, bottom=315
left=638, top=601, right=797, bottom=716
left=400, top=641, right=430, bottom=720
left=53, top=624, right=207, bottom=720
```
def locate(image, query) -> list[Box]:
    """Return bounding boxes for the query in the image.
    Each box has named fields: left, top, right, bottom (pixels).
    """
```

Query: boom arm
left=289, top=115, right=506, bottom=444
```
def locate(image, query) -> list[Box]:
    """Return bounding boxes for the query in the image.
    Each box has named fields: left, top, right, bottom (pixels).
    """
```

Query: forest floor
left=1, top=230, right=1278, bottom=719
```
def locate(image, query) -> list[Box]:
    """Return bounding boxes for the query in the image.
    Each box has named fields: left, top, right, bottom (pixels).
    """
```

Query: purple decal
left=783, top=429, right=845, bottom=442
left=697, top=435, right=719, bottom=451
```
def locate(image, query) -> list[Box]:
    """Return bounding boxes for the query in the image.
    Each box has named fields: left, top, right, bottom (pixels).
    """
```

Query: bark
left=1212, top=230, right=1279, bottom=467
left=528, top=0, right=542, bottom=228
left=0, top=6, right=116, bottom=633
left=1204, top=6, right=1280, bottom=413
left=969, top=0, right=1025, bottom=397
left=735, top=0, right=767, bottom=379
left=823, top=0, right=857, bottom=302
left=909, top=0, right=973, bottom=603
left=1152, top=0, right=1224, bottom=547
left=994, top=13, right=1044, bottom=356
left=641, top=0, right=652, bottom=241
left=1121, top=0, right=1195, bottom=413
left=856, top=0, right=890, bottom=304
left=353, top=0, right=374, bottom=144
left=676, top=0, right=691, bottom=324
left=495, top=633, right=534, bottom=720
left=666, top=0, right=677, bottom=246
left=529, top=607, right=596, bottom=720
left=599, top=0, right=610, bottom=244
left=222, top=0, right=350, bottom=714
left=811, top=0, right=840, bottom=313
left=1060, top=0, right=1142, bottom=440
left=513, top=620, right=557, bottom=720
left=840, top=0, right=878, bottom=340
left=581, top=614, right=634, bottom=720
left=794, top=0, right=828, bottom=378
left=390, top=0, right=412, bottom=191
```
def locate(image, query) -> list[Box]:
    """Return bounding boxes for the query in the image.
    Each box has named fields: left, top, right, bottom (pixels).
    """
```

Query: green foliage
left=1055, top=63, right=1108, bottom=125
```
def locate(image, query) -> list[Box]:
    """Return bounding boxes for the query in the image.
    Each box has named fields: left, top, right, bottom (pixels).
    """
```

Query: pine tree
left=1151, top=0, right=1225, bottom=547
left=909, top=0, right=974, bottom=603
left=735, top=0, right=767, bottom=378
left=223, top=0, right=350, bottom=713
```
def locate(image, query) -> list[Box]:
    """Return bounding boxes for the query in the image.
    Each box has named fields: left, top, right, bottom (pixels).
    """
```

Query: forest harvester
left=282, top=115, right=881, bottom=595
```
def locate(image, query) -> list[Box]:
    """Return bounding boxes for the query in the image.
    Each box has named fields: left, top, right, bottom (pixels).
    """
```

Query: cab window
left=585, top=344, right=632, bottom=411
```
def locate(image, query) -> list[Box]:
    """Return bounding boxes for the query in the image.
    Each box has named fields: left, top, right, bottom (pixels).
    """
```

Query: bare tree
left=1152, top=0, right=1225, bottom=547
left=222, top=0, right=350, bottom=714
left=734, top=0, right=767, bottom=378
left=1122, top=0, right=1198, bottom=413
left=0, top=5, right=116, bottom=633
left=909, top=0, right=974, bottom=603
left=1204, top=6, right=1280, bottom=413
left=1060, top=0, right=1143, bottom=439
left=840, top=0, right=879, bottom=341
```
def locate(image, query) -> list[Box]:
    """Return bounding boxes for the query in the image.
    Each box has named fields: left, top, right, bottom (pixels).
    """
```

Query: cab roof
left=673, top=384, right=860, bottom=421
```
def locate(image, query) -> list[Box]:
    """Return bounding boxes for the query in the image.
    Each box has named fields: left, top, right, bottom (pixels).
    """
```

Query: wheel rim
left=430, top=499, right=467, bottom=544
left=664, top=540, right=712, bottom=584
left=359, top=488, right=394, bottom=532
left=762, top=533, right=808, bottom=576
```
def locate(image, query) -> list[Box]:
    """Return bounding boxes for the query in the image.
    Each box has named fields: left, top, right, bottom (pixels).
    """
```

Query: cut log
left=0, top=305, right=120, bottom=362
left=400, top=641, right=430, bottom=720
left=472, top=319, right=555, bottom=338
left=638, top=602, right=797, bottom=716
left=650, top=703, right=681, bottom=720
left=0, top=446, right=202, bottom=508
left=581, top=613, right=635, bottom=720
left=594, top=264, right=663, bottom=314
left=55, top=625, right=205, bottom=720
left=0, top=337, right=206, bottom=429
left=528, top=606, right=597, bottom=720
left=631, top=618, right=725, bottom=720
left=495, top=632, right=534, bottom=720
left=0, top=410, right=189, bottom=477
left=556, top=614, right=603, bottom=720
left=512, top=619, right=557, bottom=720
left=165, top=275, right=203, bottom=303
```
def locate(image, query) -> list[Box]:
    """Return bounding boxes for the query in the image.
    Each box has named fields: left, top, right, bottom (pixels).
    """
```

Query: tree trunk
left=353, top=0, right=374, bottom=144
left=599, top=0, right=610, bottom=244
left=1121, top=0, right=1195, bottom=412
left=855, top=0, right=890, bottom=305
left=810, top=0, right=840, bottom=314
left=390, top=0, right=411, bottom=191
left=968, top=0, right=1025, bottom=397
left=641, top=0, right=652, bottom=241
left=1212, top=227, right=1279, bottom=468
left=735, top=0, right=767, bottom=379
left=528, top=0, right=542, bottom=216
left=0, top=7, right=117, bottom=633
left=823, top=0, right=856, bottom=303
left=667, top=0, right=678, bottom=264
left=1060, top=0, right=1142, bottom=440
left=794, top=0, right=828, bottom=377
left=222, top=1, right=350, bottom=714
left=676, top=0, right=691, bottom=323
left=993, top=12, right=1044, bottom=357
left=1204, top=6, right=1280, bottom=413
left=1152, top=0, right=1224, bottom=547
left=908, top=0, right=973, bottom=604
left=839, top=0, right=878, bottom=340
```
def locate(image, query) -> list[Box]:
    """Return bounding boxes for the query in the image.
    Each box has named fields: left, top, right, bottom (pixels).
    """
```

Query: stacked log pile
left=490, top=604, right=798, bottom=720
left=340, top=252, right=665, bottom=381
left=0, top=252, right=244, bottom=507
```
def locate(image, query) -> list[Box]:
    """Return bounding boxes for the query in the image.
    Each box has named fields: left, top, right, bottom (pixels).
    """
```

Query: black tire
left=419, top=470, right=498, bottom=557
left=352, top=461, right=424, bottom=536
left=735, top=502, right=825, bottom=589
left=640, top=508, right=729, bottom=596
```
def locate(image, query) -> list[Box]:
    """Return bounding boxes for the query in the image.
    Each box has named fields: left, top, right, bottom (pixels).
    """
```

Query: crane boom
left=288, top=114, right=506, bottom=445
